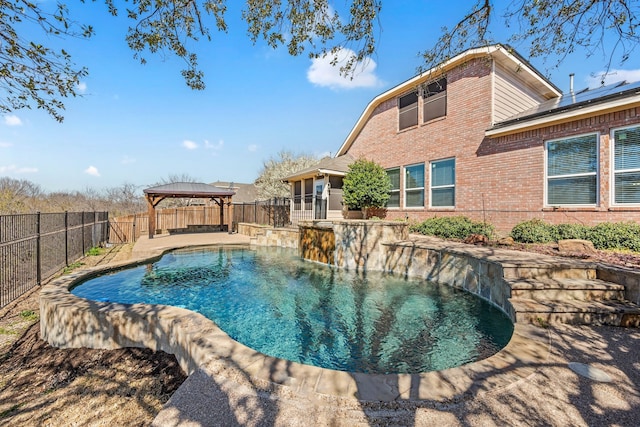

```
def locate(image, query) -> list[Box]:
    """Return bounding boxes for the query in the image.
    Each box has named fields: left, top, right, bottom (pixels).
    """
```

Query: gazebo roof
left=143, top=182, right=235, bottom=198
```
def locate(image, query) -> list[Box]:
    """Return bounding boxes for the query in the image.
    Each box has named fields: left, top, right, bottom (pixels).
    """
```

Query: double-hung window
left=404, top=164, right=425, bottom=208
left=398, top=91, right=418, bottom=131
left=431, top=158, right=455, bottom=207
left=546, top=134, right=598, bottom=205
left=386, top=168, right=400, bottom=208
left=612, top=125, right=640, bottom=204
left=422, top=78, right=447, bottom=122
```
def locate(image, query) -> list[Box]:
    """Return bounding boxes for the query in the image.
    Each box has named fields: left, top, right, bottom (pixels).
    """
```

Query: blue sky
left=2, top=1, right=639, bottom=192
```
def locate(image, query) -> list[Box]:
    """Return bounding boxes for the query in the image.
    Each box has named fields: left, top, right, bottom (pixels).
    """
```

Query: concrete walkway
left=125, top=233, right=639, bottom=426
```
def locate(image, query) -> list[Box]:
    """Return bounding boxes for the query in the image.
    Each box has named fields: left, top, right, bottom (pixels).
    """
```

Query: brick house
left=332, top=44, right=640, bottom=234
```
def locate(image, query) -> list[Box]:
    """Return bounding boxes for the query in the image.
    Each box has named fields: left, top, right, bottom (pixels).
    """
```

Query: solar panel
left=494, top=80, right=640, bottom=128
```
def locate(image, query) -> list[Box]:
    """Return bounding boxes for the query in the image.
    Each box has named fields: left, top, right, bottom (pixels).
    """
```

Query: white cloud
left=121, top=155, right=136, bottom=164
left=0, top=141, right=12, bottom=148
left=0, top=164, right=38, bottom=174
left=204, top=139, right=224, bottom=151
left=76, top=82, right=88, bottom=94
left=307, top=48, right=383, bottom=89
left=585, top=68, right=640, bottom=87
left=182, top=140, right=198, bottom=150
left=84, top=166, right=100, bottom=177
left=3, top=115, right=22, bottom=126
left=247, top=144, right=258, bottom=152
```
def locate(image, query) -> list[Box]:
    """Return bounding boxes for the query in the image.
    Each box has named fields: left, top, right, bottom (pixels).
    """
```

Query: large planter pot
left=364, top=207, right=388, bottom=219
left=342, top=207, right=364, bottom=219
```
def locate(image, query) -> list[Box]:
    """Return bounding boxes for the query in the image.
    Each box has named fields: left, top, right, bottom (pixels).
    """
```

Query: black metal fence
left=232, top=198, right=291, bottom=229
left=0, top=211, right=109, bottom=308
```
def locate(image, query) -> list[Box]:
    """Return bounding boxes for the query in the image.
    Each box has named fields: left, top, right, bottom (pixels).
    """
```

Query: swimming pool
left=72, top=246, right=513, bottom=374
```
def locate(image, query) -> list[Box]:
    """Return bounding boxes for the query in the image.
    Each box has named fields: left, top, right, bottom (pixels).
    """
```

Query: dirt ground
left=0, top=245, right=187, bottom=427
left=0, top=241, right=639, bottom=426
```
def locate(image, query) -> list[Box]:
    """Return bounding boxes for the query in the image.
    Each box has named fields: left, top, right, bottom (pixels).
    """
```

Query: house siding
left=343, top=56, right=640, bottom=234
left=493, top=62, right=546, bottom=123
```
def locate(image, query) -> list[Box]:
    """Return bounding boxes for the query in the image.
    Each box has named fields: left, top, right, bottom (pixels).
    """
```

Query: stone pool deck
left=46, top=233, right=640, bottom=426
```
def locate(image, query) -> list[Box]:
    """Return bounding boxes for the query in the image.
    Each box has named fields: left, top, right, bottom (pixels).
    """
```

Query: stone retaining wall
left=237, top=223, right=299, bottom=248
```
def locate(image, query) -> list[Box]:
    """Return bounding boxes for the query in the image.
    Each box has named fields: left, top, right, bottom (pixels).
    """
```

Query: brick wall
left=344, top=58, right=640, bottom=234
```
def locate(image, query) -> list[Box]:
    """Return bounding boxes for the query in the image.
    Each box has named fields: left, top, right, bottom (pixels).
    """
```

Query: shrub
left=510, top=219, right=555, bottom=243
left=409, top=216, right=494, bottom=240
left=342, top=158, right=391, bottom=210
left=510, top=219, right=640, bottom=252
left=554, top=223, right=589, bottom=241
left=587, top=222, right=640, bottom=252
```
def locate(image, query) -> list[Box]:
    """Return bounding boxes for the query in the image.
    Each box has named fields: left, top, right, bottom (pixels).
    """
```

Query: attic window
left=422, top=78, right=447, bottom=122
left=398, top=91, right=418, bottom=130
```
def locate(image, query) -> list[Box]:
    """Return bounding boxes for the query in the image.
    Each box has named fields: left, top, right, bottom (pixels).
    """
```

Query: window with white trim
left=404, top=163, right=424, bottom=208
left=430, top=158, right=455, bottom=207
left=546, top=134, right=598, bottom=205
left=386, top=168, right=400, bottom=208
left=613, top=125, right=640, bottom=204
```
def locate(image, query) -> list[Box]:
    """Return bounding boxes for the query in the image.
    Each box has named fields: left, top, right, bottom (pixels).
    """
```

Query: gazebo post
left=146, top=196, right=157, bottom=239
left=219, top=197, right=225, bottom=231
left=227, top=197, right=232, bottom=234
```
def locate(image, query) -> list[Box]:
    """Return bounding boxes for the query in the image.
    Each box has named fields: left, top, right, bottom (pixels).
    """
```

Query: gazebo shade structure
left=143, top=182, right=235, bottom=238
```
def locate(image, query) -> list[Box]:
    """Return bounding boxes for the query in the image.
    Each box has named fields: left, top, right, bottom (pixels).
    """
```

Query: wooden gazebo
left=143, top=182, right=235, bottom=238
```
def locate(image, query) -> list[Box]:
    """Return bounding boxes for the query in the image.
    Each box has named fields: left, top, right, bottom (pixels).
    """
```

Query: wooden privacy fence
left=109, top=201, right=294, bottom=244
left=0, top=211, right=109, bottom=309
left=109, top=205, right=227, bottom=243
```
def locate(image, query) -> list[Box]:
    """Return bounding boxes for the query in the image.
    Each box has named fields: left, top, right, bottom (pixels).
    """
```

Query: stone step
left=507, top=278, right=626, bottom=302
left=510, top=297, right=640, bottom=327
left=502, top=263, right=597, bottom=280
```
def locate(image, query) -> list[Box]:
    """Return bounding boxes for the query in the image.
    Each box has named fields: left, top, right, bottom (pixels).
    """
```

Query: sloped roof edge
left=335, top=44, right=561, bottom=156
left=282, top=154, right=355, bottom=182
left=143, top=182, right=235, bottom=197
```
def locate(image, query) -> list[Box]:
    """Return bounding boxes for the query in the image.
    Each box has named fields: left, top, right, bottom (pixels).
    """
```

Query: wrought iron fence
left=0, top=211, right=109, bottom=308
left=232, top=198, right=291, bottom=229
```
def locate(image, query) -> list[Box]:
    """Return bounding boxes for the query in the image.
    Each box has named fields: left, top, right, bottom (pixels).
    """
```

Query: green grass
left=19, top=310, right=38, bottom=322
left=63, top=261, right=85, bottom=274
left=0, top=327, right=18, bottom=335
left=85, top=246, right=104, bottom=256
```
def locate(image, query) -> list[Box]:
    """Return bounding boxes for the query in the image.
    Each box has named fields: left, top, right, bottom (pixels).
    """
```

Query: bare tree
left=0, top=177, right=43, bottom=213
left=420, top=1, right=639, bottom=79
left=254, top=150, right=319, bottom=199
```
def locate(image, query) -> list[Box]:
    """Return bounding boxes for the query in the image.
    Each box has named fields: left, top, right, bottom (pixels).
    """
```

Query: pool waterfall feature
left=298, top=220, right=514, bottom=319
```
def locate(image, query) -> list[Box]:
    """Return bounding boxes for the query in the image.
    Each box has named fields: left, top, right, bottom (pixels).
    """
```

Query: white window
left=404, top=163, right=424, bottom=208
left=386, top=168, right=400, bottom=208
left=612, top=125, right=640, bottom=204
left=546, top=133, right=598, bottom=206
left=430, top=158, right=455, bottom=207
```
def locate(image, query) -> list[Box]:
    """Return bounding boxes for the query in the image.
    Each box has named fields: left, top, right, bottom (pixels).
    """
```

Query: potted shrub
left=342, top=158, right=391, bottom=219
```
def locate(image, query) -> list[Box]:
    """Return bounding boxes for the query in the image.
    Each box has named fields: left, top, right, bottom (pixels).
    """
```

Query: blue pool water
left=72, top=246, right=513, bottom=374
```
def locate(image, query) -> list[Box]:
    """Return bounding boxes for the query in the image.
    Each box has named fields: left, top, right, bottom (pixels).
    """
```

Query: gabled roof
left=336, top=44, right=561, bottom=156
left=487, top=80, right=640, bottom=137
left=143, top=182, right=235, bottom=197
left=210, top=181, right=258, bottom=203
left=282, top=154, right=355, bottom=182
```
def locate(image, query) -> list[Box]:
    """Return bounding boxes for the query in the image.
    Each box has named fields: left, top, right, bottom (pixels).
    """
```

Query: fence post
left=36, top=212, right=42, bottom=286
left=81, top=211, right=85, bottom=254
left=64, top=211, right=69, bottom=266
left=133, top=214, right=137, bottom=242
